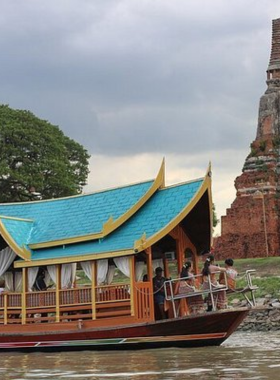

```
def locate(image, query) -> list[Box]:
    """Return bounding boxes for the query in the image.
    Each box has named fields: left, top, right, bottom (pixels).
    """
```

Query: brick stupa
left=215, top=18, right=280, bottom=259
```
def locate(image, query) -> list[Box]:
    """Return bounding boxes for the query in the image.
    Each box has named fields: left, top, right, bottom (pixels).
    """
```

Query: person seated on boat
left=153, top=267, right=167, bottom=319
left=0, top=279, right=5, bottom=294
left=219, top=258, right=238, bottom=290
left=177, top=262, right=195, bottom=292
left=143, top=274, right=148, bottom=282
left=177, top=261, right=204, bottom=315
left=33, top=269, right=49, bottom=322
left=202, top=254, right=227, bottom=311
left=33, top=269, right=47, bottom=291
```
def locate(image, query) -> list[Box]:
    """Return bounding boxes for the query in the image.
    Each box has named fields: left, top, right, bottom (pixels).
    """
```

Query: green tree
left=0, top=104, right=90, bottom=202
left=212, top=203, right=219, bottom=228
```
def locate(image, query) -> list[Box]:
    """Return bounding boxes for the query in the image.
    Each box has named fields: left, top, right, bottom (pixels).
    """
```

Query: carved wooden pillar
left=55, top=264, right=61, bottom=323
left=91, top=261, right=96, bottom=320
left=21, top=268, right=27, bottom=325
left=146, top=247, right=155, bottom=320
left=129, top=256, right=135, bottom=317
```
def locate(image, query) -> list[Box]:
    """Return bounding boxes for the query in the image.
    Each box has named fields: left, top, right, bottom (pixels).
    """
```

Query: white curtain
left=135, top=262, right=145, bottom=282
left=47, top=264, right=76, bottom=289
left=47, top=265, right=57, bottom=285
left=0, top=247, right=16, bottom=277
left=152, top=259, right=164, bottom=273
left=81, top=261, right=114, bottom=285
left=4, top=272, right=14, bottom=291
left=81, top=261, right=92, bottom=281
left=97, top=259, right=108, bottom=285
left=14, top=272, right=22, bottom=292
left=44, top=271, right=52, bottom=288
left=106, top=265, right=115, bottom=284
left=114, top=257, right=131, bottom=278
left=61, top=263, right=76, bottom=289
left=70, top=263, right=77, bottom=287
left=28, top=267, right=39, bottom=291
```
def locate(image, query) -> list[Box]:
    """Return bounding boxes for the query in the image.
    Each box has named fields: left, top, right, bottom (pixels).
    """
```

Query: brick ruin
left=214, top=18, right=280, bottom=259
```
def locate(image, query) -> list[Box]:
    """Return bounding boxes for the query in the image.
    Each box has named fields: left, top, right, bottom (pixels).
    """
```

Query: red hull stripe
left=0, top=332, right=227, bottom=349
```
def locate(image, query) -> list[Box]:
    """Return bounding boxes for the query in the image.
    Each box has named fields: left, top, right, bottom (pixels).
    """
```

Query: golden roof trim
left=138, top=164, right=212, bottom=252
left=0, top=219, right=31, bottom=261
left=30, top=159, right=165, bottom=249
left=14, top=248, right=135, bottom=268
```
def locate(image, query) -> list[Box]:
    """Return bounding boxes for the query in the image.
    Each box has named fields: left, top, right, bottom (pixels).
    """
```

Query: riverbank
left=220, top=257, right=280, bottom=331
left=236, top=297, right=280, bottom=332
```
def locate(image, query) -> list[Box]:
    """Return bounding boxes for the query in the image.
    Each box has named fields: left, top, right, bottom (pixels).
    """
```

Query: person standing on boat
left=178, top=261, right=204, bottom=315
left=153, top=267, right=167, bottom=319
left=202, top=254, right=227, bottom=311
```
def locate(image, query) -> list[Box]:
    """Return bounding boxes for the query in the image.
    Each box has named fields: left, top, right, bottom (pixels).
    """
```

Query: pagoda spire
left=267, top=18, right=280, bottom=79
left=215, top=18, right=280, bottom=259
left=257, top=18, right=280, bottom=139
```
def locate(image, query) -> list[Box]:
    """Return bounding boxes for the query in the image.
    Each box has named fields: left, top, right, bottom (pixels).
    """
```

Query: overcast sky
left=1, top=0, right=280, bottom=234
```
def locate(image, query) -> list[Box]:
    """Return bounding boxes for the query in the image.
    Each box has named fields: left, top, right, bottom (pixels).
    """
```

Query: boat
left=0, top=160, right=256, bottom=352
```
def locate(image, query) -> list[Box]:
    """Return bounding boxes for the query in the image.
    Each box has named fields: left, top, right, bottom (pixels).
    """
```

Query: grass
left=216, top=257, right=280, bottom=277
left=216, top=257, right=280, bottom=300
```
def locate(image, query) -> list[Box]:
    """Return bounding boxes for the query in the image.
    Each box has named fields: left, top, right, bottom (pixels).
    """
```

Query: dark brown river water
left=0, top=332, right=280, bottom=379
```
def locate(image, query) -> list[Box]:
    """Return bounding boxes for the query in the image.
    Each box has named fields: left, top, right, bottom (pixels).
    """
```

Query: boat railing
left=0, top=293, right=22, bottom=324
left=226, top=269, right=258, bottom=307
left=0, top=282, right=134, bottom=325
left=164, top=269, right=258, bottom=318
left=95, top=283, right=131, bottom=319
left=164, top=272, right=228, bottom=317
left=96, top=283, right=130, bottom=302
left=60, top=287, right=92, bottom=305
left=27, top=289, right=56, bottom=308
left=134, top=281, right=152, bottom=320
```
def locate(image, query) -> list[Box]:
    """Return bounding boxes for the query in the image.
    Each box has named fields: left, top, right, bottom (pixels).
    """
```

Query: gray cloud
left=0, top=0, right=278, bottom=160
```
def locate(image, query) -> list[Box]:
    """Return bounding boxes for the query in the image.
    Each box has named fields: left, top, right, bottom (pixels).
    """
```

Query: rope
left=134, top=282, right=165, bottom=297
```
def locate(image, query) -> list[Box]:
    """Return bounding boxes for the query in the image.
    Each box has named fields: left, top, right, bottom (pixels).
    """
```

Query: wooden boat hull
left=0, top=308, right=248, bottom=352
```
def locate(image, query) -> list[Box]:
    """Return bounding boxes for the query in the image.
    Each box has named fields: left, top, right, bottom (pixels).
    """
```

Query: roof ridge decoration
left=28, top=159, right=165, bottom=251
left=103, top=158, right=165, bottom=235
left=133, top=163, right=212, bottom=253
left=133, top=232, right=147, bottom=251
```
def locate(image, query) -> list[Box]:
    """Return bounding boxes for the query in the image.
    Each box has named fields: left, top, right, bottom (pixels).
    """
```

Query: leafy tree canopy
left=0, top=104, right=90, bottom=202
left=213, top=203, right=219, bottom=228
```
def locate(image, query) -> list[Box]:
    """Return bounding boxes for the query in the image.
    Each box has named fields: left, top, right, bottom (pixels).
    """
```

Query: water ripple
left=0, top=332, right=279, bottom=379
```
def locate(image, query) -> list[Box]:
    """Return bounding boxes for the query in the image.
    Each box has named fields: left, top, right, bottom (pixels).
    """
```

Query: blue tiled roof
left=0, top=217, right=33, bottom=249
left=0, top=180, right=154, bottom=246
left=30, top=178, right=204, bottom=262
